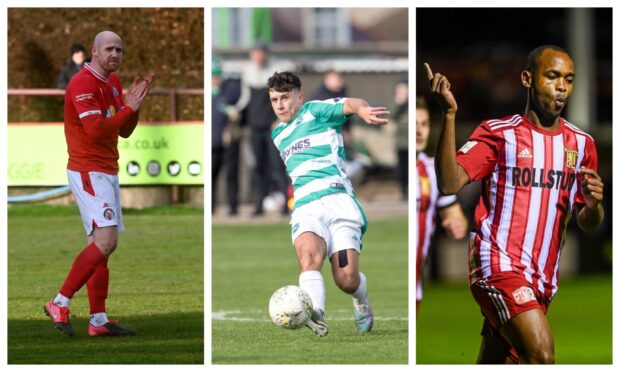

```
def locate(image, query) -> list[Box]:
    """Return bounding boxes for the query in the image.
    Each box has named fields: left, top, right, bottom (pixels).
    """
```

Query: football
left=269, top=285, right=313, bottom=329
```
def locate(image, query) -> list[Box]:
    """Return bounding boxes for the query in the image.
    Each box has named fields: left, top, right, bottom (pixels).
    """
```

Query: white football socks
left=53, top=293, right=71, bottom=308
left=299, top=270, right=326, bottom=318
left=89, top=312, right=109, bottom=327
left=352, top=272, right=367, bottom=303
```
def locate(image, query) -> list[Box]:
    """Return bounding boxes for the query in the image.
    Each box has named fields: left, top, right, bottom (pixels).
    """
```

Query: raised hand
left=424, top=63, right=457, bottom=113
left=358, top=106, right=390, bottom=125
left=125, top=73, right=154, bottom=112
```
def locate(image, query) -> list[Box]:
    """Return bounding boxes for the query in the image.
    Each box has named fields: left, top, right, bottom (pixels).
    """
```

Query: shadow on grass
left=8, top=312, right=203, bottom=364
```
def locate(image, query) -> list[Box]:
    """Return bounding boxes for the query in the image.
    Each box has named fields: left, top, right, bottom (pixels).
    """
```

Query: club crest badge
left=565, top=149, right=578, bottom=170
left=103, top=208, right=115, bottom=221
left=419, top=176, right=430, bottom=197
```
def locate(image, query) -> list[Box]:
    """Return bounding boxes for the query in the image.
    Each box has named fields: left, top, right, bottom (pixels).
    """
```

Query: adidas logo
left=518, top=148, right=533, bottom=158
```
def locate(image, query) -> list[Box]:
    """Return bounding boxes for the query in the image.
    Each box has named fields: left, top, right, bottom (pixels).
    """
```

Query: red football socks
left=86, top=260, right=109, bottom=314
left=59, top=242, right=106, bottom=299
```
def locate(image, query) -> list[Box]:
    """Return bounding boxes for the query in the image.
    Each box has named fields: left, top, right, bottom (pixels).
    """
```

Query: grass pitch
left=212, top=216, right=408, bottom=364
left=416, top=275, right=612, bottom=364
left=8, top=204, right=204, bottom=364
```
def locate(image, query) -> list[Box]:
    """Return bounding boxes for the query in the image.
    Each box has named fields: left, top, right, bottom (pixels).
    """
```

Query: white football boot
left=305, top=309, right=328, bottom=337
left=353, top=296, right=373, bottom=333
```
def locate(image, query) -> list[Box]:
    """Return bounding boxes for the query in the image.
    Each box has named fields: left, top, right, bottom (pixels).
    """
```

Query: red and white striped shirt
left=416, top=152, right=457, bottom=300
left=457, top=114, right=597, bottom=299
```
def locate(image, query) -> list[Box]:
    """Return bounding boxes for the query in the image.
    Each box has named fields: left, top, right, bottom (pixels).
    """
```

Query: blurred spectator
left=311, top=69, right=347, bottom=101
left=310, top=69, right=365, bottom=185
left=234, top=41, right=289, bottom=216
left=391, top=79, right=408, bottom=199
left=57, top=43, right=87, bottom=89
left=212, top=58, right=242, bottom=215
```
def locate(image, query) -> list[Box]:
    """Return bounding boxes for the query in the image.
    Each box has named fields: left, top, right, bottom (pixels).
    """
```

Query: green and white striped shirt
left=271, top=98, right=356, bottom=210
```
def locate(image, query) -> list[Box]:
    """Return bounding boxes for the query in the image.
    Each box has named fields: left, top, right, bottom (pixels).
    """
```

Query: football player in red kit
left=44, top=31, right=154, bottom=336
left=416, top=96, right=467, bottom=312
left=426, top=45, right=604, bottom=363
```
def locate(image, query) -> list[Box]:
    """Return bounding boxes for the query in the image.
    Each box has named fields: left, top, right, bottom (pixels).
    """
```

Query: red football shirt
left=457, top=114, right=597, bottom=299
left=64, top=63, right=138, bottom=174
left=416, top=152, right=457, bottom=300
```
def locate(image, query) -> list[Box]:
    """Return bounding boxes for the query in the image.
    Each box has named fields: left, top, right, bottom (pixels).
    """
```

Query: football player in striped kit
left=416, top=96, right=467, bottom=313
left=267, top=71, right=389, bottom=336
left=426, top=45, right=604, bottom=363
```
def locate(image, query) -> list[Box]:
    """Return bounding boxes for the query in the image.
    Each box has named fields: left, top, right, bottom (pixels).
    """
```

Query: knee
left=334, top=271, right=360, bottom=294
left=524, top=349, right=554, bottom=364
left=94, top=238, right=118, bottom=257
left=298, top=251, right=323, bottom=271
left=521, top=345, right=554, bottom=364
left=295, top=233, right=326, bottom=271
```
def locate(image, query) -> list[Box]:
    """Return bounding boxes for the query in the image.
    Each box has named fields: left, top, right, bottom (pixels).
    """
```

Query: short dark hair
left=267, top=71, right=302, bottom=93
left=526, top=45, right=572, bottom=73
left=70, top=43, right=86, bottom=55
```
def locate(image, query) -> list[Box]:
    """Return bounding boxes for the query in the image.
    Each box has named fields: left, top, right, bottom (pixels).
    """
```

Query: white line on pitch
left=213, top=310, right=407, bottom=322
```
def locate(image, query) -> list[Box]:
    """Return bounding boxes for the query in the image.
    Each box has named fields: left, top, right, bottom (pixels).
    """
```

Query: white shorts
left=291, top=192, right=367, bottom=258
left=67, top=170, right=124, bottom=236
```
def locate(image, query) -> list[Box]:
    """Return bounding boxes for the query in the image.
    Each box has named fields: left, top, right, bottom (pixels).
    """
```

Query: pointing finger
left=424, top=63, right=433, bottom=81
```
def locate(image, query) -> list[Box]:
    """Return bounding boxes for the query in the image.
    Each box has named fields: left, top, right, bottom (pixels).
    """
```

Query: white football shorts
left=67, top=170, right=125, bottom=236
left=290, top=192, right=367, bottom=258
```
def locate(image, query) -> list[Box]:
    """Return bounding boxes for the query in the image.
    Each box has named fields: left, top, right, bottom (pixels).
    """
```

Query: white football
left=269, top=285, right=313, bottom=329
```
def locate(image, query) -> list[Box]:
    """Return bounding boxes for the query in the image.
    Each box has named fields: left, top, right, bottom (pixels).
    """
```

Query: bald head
left=94, top=31, right=121, bottom=48
left=90, top=31, right=123, bottom=76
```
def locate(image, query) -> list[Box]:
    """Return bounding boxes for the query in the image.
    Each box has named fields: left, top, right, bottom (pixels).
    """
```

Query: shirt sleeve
left=69, top=76, right=135, bottom=139
left=308, top=98, right=348, bottom=126
left=456, top=122, right=498, bottom=181
left=574, top=137, right=599, bottom=205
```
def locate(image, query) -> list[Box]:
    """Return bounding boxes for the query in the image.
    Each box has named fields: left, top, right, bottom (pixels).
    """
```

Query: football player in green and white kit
left=268, top=71, right=389, bottom=336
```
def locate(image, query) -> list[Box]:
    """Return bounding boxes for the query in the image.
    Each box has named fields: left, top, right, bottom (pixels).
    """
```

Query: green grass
left=8, top=204, right=204, bottom=364
left=416, top=275, right=612, bottom=364
left=212, top=217, right=408, bottom=364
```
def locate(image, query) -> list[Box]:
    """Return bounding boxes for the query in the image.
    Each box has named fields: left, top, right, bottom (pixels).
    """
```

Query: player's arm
left=343, top=98, right=390, bottom=125
left=70, top=81, right=138, bottom=140
left=118, top=75, right=140, bottom=138
left=119, top=73, right=154, bottom=138
left=80, top=80, right=149, bottom=138
left=438, top=202, right=468, bottom=240
left=575, top=167, right=605, bottom=232
left=425, top=63, right=470, bottom=195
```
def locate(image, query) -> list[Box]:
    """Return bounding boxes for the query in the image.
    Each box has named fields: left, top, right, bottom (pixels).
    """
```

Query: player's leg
left=330, top=248, right=360, bottom=293
left=86, top=176, right=135, bottom=336
left=327, top=193, right=372, bottom=333
left=45, top=170, right=111, bottom=336
left=329, top=249, right=373, bottom=333
left=294, top=231, right=329, bottom=336
left=471, top=273, right=552, bottom=364
left=45, top=234, right=108, bottom=336
left=476, top=321, right=516, bottom=364
left=499, top=308, right=554, bottom=364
